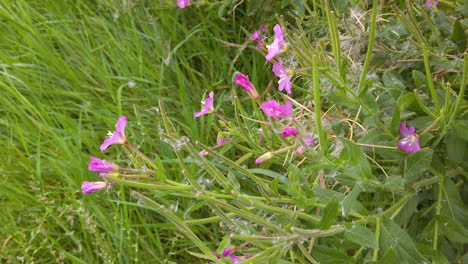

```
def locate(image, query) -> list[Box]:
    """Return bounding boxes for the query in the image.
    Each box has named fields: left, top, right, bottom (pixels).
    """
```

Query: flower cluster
left=193, top=23, right=423, bottom=167
left=82, top=116, right=133, bottom=195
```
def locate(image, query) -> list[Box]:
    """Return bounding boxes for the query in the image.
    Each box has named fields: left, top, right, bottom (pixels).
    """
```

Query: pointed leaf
left=402, top=149, right=432, bottom=185
left=380, top=217, right=425, bottom=263
left=319, top=200, right=339, bottom=230
left=341, top=185, right=362, bottom=217
left=344, top=224, right=376, bottom=248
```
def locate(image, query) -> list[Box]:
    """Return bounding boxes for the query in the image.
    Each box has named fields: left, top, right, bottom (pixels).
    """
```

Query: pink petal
left=266, top=24, right=286, bottom=61
left=177, top=0, right=189, bottom=8
left=282, top=126, right=299, bottom=137
left=100, top=116, right=128, bottom=152
left=81, top=181, right=109, bottom=195
left=88, top=156, right=119, bottom=172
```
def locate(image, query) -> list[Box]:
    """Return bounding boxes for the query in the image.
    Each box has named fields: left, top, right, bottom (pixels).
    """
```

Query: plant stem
left=423, top=44, right=440, bottom=111
left=313, top=55, right=328, bottom=156
left=357, top=0, right=378, bottom=94
left=290, top=225, right=345, bottom=238
left=125, top=143, right=158, bottom=170
left=447, top=54, right=467, bottom=127
left=433, top=175, right=444, bottom=252
left=373, top=216, right=381, bottom=262
left=106, top=175, right=192, bottom=191
left=213, top=111, right=229, bottom=124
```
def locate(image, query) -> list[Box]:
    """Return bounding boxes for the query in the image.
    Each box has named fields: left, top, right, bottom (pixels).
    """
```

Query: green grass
left=1, top=0, right=467, bottom=263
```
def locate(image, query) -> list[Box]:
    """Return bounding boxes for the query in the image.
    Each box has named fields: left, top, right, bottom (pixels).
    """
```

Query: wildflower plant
left=76, top=1, right=467, bottom=263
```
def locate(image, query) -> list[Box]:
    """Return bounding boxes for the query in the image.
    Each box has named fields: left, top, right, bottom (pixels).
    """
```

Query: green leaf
left=397, top=93, right=416, bottom=110
left=380, top=248, right=397, bottom=264
left=445, top=124, right=467, bottom=165
left=437, top=215, right=468, bottom=244
left=341, top=185, right=362, bottom=217
left=339, top=138, right=373, bottom=179
left=217, top=236, right=231, bottom=253
left=344, top=224, right=376, bottom=248
left=380, top=217, right=425, bottom=263
left=441, top=179, right=468, bottom=223
left=248, top=168, right=288, bottom=184
left=391, top=106, right=401, bottom=136
left=383, top=71, right=405, bottom=90
left=319, top=200, right=339, bottom=230
left=402, top=149, right=433, bottom=185
left=383, top=176, right=404, bottom=192
left=227, top=171, right=240, bottom=191
left=313, top=245, right=353, bottom=264
left=450, top=20, right=467, bottom=53
left=412, top=70, right=427, bottom=90
left=313, top=188, right=368, bottom=216
left=416, top=243, right=450, bottom=264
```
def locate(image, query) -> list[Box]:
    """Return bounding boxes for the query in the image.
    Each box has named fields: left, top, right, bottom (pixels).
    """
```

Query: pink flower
left=272, top=58, right=293, bottom=94
left=100, top=116, right=128, bottom=152
left=88, top=156, right=119, bottom=173
left=304, top=135, right=314, bottom=146
left=81, top=181, right=110, bottom=195
left=177, top=0, right=189, bottom=8
left=251, top=31, right=264, bottom=49
left=425, top=0, right=439, bottom=7
left=235, top=74, right=259, bottom=100
left=251, top=25, right=267, bottom=49
left=282, top=126, right=299, bottom=137
left=194, top=92, right=215, bottom=118
left=266, top=24, right=287, bottom=61
left=216, top=133, right=226, bottom=146
left=295, top=136, right=314, bottom=156
left=214, top=247, right=244, bottom=264
left=251, top=31, right=262, bottom=42
left=255, top=152, right=273, bottom=164
left=198, top=150, right=208, bottom=157
left=397, top=122, right=421, bottom=154
left=260, top=99, right=292, bottom=118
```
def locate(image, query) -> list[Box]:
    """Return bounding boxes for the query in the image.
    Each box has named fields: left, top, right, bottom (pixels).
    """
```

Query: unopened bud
left=255, top=152, right=273, bottom=164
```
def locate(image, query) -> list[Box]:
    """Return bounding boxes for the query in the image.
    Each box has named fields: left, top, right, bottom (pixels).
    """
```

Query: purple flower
left=282, top=126, right=299, bottom=137
left=81, top=181, right=110, bottom=195
left=100, top=116, right=128, bottom=152
left=251, top=31, right=262, bottom=42
left=425, top=0, right=439, bottom=7
left=198, top=150, right=208, bottom=157
left=260, top=99, right=293, bottom=118
left=177, top=0, right=189, bottom=8
left=295, top=136, right=314, bottom=156
left=272, top=58, right=293, bottom=94
left=235, top=74, right=259, bottom=100
left=251, top=31, right=264, bottom=49
left=266, top=24, right=287, bottom=61
left=215, top=247, right=244, bottom=264
left=255, top=152, right=273, bottom=164
left=216, top=133, right=226, bottom=146
left=88, top=156, right=119, bottom=173
left=251, top=25, right=268, bottom=49
left=397, top=122, right=421, bottom=154
left=304, top=135, right=314, bottom=146
left=194, top=92, right=215, bottom=118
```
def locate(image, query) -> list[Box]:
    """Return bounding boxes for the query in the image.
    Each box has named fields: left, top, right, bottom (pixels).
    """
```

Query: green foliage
left=1, top=0, right=467, bottom=263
